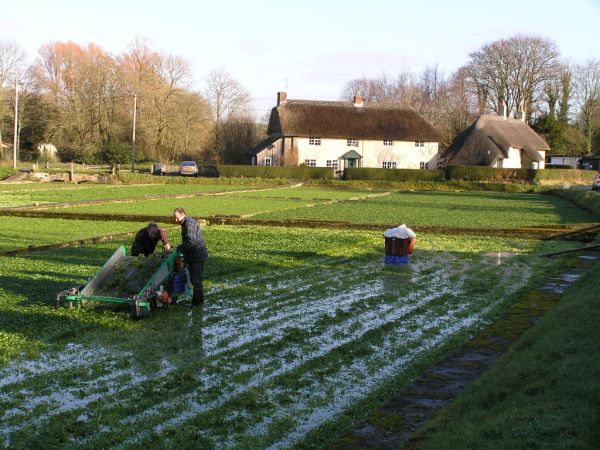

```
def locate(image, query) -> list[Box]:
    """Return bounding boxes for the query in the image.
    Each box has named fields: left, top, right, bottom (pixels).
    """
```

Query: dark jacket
left=131, top=226, right=169, bottom=257
left=177, top=216, right=208, bottom=263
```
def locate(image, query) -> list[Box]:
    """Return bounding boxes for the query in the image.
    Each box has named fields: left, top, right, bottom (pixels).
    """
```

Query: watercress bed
left=0, top=225, right=574, bottom=449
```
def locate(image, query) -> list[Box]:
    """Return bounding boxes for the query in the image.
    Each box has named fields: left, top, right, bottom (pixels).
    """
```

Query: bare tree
left=434, top=68, right=480, bottom=147
left=340, top=70, right=423, bottom=107
left=420, top=63, right=443, bottom=102
left=466, top=35, right=560, bottom=119
left=340, top=66, right=480, bottom=146
left=205, top=68, right=250, bottom=124
left=205, top=69, right=251, bottom=162
left=0, top=41, right=26, bottom=148
left=573, top=59, right=600, bottom=154
left=219, top=113, right=260, bottom=164
left=33, top=41, right=125, bottom=159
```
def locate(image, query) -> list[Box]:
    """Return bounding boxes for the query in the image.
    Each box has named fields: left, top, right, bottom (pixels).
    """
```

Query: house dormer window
left=309, top=137, right=321, bottom=146
left=347, top=138, right=359, bottom=147
left=383, top=139, right=393, bottom=146
left=415, top=140, right=425, bottom=147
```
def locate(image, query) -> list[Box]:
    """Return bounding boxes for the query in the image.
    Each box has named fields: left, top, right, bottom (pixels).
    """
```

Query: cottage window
left=326, top=159, right=339, bottom=170
left=309, top=137, right=321, bottom=146
left=415, top=140, right=425, bottom=147
left=419, top=161, right=427, bottom=170
left=264, top=157, right=272, bottom=167
left=304, top=159, right=317, bottom=167
left=347, top=138, right=359, bottom=147
left=382, top=161, right=397, bottom=169
left=383, top=139, right=393, bottom=147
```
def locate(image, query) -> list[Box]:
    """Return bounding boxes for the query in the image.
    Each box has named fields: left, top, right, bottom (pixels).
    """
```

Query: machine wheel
left=129, top=299, right=150, bottom=320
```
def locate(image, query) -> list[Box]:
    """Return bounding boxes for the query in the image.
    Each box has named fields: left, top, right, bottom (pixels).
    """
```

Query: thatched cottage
left=445, top=113, right=549, bottom=169
left=251, top=92, right=440, bottom=171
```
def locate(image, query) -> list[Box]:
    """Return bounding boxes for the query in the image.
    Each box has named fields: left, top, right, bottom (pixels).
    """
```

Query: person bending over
left=131, top=223, right=171, bottom=257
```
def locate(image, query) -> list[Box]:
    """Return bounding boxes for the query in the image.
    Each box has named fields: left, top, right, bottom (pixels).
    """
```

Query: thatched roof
left=267, top=100, right=440, bottom=141
left=446, top=114, right=549, bottom=166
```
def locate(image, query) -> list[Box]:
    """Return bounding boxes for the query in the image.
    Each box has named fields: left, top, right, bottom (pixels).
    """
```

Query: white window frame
left=415, top=140, right=425, bottom=147
left=420, top=161, right=427, bottom=170
left=347, top=138, right=359, bottom=147
left=304, top=159, right=317, bottom=167
left=309, top=137, right=321, bottom=146
left=382, top=161, right=397, bottom=169
left=383, top=139, right=393, bottom=147
left=264, top=157, right=272, bottom=167
left=326, top=159, right=339, bottom=170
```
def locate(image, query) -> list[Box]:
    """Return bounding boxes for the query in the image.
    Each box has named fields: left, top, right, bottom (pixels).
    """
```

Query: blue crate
left=171, top=268, right=190, bottom=295
left=385, top=254, right=409, bottom=265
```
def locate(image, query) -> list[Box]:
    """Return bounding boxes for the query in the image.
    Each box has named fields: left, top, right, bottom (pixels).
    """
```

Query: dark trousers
left=188, top=261, right=205, bottom=305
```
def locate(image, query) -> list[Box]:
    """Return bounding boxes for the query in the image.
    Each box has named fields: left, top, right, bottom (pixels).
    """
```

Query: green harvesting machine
left=56, top=245, right=189, bottom=319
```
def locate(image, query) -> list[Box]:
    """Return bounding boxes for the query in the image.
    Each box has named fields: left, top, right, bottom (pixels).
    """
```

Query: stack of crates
left=384, top=237, right=415, bottom=265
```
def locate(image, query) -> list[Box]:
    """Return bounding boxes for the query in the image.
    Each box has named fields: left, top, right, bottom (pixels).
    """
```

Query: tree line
left=0, top=38, right=260, bottom=165
left=340, top=35, right=600, bottom=156
left=1, top=34, right=599, bottom=165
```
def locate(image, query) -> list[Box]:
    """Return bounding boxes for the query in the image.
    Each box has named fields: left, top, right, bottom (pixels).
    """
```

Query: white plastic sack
left=383, top=224, right=416, bottom=239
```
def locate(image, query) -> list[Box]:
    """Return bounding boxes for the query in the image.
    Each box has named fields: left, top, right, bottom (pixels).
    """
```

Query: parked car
left=179, top=161, right=199, bottom=176
left=592, top=172, right=600, bottom=191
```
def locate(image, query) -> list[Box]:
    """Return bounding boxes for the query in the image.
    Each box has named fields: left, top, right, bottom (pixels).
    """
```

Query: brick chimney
left=353, top=95, right=364, bottom=107
left=277, top=91, right=287, bottom=105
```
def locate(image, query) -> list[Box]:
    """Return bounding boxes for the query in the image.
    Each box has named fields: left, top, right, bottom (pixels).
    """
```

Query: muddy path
left=332, top=246, right=600, bottom=449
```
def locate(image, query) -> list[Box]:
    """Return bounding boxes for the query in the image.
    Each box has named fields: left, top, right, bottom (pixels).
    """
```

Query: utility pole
left=13, top=80, right=19, bottom=169
left=131, top=93, right=137, bottom=172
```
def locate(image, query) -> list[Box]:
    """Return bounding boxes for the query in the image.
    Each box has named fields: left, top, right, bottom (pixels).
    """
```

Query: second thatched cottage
left=444, top=112, right=549, bottom=169
left=251, top=92, right=440, bottom=171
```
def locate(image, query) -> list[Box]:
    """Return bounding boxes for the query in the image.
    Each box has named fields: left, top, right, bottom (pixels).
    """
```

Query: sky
left=2, top=0, right=600, bottom=117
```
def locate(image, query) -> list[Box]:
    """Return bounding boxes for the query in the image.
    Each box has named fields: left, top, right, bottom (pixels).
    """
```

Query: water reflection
left=382, top=264, right=413, bottom=294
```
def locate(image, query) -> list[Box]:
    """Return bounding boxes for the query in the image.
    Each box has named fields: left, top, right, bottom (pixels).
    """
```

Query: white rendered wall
left=296, top=137, right=439, bottom=169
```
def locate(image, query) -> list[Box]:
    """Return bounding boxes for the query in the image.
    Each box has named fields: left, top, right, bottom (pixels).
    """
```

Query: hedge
left=533, top=168, right=596, bottom=185
left=106, top=164, right=598, bottom=187
left=444, top=165, right=533, bottom=182
left=444, top=165, right=597, bottom=185
left=344, top=167, right=444, bottom=181
left=215, top=165, right=334, bottom=179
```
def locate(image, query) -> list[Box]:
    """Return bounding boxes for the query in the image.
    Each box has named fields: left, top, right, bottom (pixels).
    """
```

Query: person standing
left=173, top=207, right=208, bottom=306
left=131, top=223, right=171, bottom=257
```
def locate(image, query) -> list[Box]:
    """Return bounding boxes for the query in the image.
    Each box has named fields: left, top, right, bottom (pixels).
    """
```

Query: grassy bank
left=416, top=261, right=600, bottom=449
